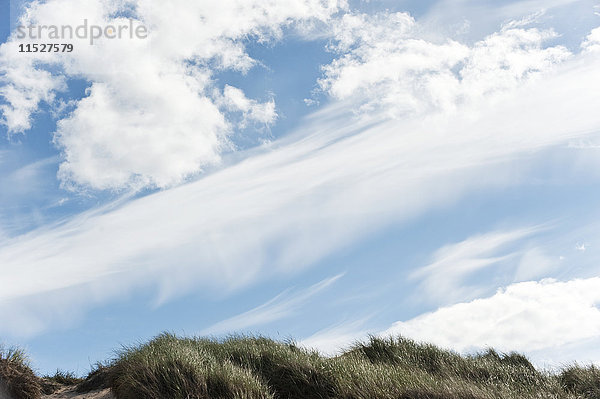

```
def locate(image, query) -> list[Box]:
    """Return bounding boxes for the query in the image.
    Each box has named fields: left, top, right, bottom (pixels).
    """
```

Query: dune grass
left=92, top=333, right=600, bottom=399
left=40, top=369, right=85, bottom=395
left=3, top=334, right=600, bottom=398
left=0, top=345, right=41, bottom=399
left=43, top=370, right=83, bottom=386
left=559, top=365, right=600, bottom=398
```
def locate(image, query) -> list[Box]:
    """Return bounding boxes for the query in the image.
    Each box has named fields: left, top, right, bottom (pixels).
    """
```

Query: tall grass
left=0, top=345, right=41, bottom=399
left=3, top=335, right=600, bottom=399
left=43, top=369, right=84, bottom=386
left=559, top=365, right=600, bottom=398
left=110, top=334, right=273, bottom=399
left=96, top=334, right=600, bottom=399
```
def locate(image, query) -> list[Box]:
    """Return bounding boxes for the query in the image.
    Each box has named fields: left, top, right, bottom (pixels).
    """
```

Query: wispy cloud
left=0, top=156, right=64, bottom=235
left=201, top=274, right=343, bottom=335
left=422, top=0, right=596, bottom=40
left=300, top=318, right=371, bottom=355
left=513, top=247, right=561, bottom=282
left=410, top=226, right=543, bottom=304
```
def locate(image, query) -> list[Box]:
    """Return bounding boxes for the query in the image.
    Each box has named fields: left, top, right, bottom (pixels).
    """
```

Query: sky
left=1, top=0, right=600, bottom=376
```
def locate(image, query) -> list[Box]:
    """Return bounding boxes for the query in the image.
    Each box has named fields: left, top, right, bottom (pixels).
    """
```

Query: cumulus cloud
left=54, top=79, right=227, bottom=190
left=381, top=277, right=600, bottom=354
left=0, top=0, right=344, bottom=190
left=319, top=11, right=571, bottom=117
left=220, top=85, right=277, bottom=128
left=583, top=27, right=600, bottom=52
left=0, top=55, right=66, bottom=133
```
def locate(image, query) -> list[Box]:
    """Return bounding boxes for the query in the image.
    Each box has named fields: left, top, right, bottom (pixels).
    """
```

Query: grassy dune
left=2, top=334, right=600, bottom=398
left=0, top=346, right=42, bottom=399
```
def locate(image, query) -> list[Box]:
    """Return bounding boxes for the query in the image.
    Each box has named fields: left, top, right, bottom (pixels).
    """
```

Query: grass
left=40, top=369, right=85, bottom=395
left=43, top=370, right=84, bottom=386
left=2, top=334, right=600, bottom=398
left=76, top=363, right=111, bottom=393
left=81, top=333, right=600, bottom=399
left=559, top=365, right=600, bottom=397
left=0, top=345, right=41, bottom=399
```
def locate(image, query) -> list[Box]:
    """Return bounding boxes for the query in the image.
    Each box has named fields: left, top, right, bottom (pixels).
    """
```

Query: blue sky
left=1, top=0, right=600, bottom=376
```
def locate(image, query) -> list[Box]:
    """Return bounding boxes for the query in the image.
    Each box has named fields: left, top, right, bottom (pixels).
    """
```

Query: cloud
left=583, top=27, right=600, bottom=52
left=568, top=138, right=600, bottom=149
left=500, top=10, right=547, bottom=30
left=381, top=277, right=600, bottom=354
left=220, top=85, right=277, bottom=128
left=496, top=0, right=590, bottom=20
left=0, top=55, right=66, bottom=133
left=201, top=274, right=343, bottom=335
left=1, top=11, right=599, bottom=337
left=513, top=247, right=560, bottom=282
left=300, top=318, right=371, bottom=355
left=1, top=42, right=599, bottom=337
left=420, top=0, right=595, bottom=40
left=319, top=11, right=571, bottom=117
left=0, top=0, right=345, bottom=190
left=410, top=227, right=541, bottom=304
left=54, top=79, right=228, bottom=190
left=0, top=156, right=65, bottom=236
left=1, top=3, right=596, bottom=192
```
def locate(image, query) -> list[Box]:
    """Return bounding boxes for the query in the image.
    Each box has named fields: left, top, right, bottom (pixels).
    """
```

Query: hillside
left=2, top=334, right=600, bottom=399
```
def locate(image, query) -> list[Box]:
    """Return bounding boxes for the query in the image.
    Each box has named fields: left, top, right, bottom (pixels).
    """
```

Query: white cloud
left=201, top=274, right=343, bottom=335
left=1, top=8, right=600, bottom=337
left=0, top=55, right=66, bottom=133
left=469, top=0, right=583, bottom=20
left=583, top=27, right=600, bottom=52
left=513, top=247, right=560, bottom=282
left=1, top=3, right=596, bottom=192
left=568, top=138, right=600, bottom=149
left=0, top=156, right=66, bottom=236
left=54, top=79, right=228, bottom=190
left=0, top=0, right=345, bottom=190
left=220, top=85, right=277, bottom=128
left=410, top=227, right=540, bottom=304
left=381, top=277, right=600, bottom=355
left=420, top=0, right=595, bottom=41
left=320, top=11, right=571, bottom=117
left=500, top=10, right=546, bottom=30
left=320, top=12, right=469, bottom=115
left=0, top=42, right=599, bottom=337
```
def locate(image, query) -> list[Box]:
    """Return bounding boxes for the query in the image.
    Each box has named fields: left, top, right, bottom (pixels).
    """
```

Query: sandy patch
left=42, top=387, right=114, bottom=399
